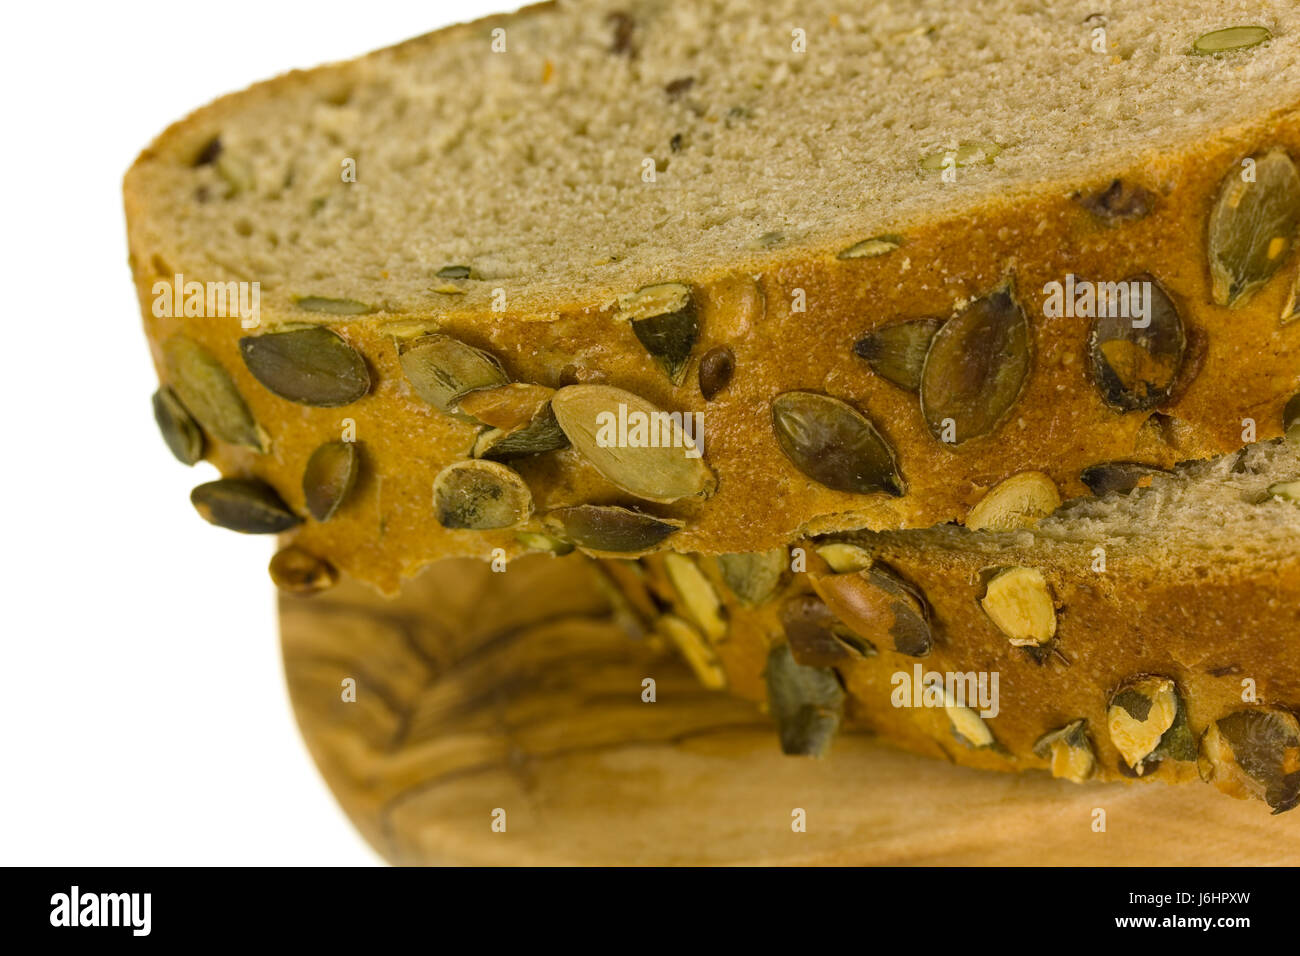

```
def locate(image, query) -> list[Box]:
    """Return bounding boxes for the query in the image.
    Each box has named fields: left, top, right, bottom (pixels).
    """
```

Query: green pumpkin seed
left=1108, top=675, right=1193, bottom=776
left=472, top=405, right=569, bottom=461
left=1032, top=719, right=1097, bottom=784
left=152, top=386, right=204, bottom=465
left=1087, top=274, right=1186, bottom=411
left=268, top=545, right=337, bottom=596
left=697, top=345, right=735, bottom=400
left=551, top=385, right=716, bottom=502
left=191, top=478, right=300, bottom=533
left=543, top=505, right=682, bottom=553
left=620, top=282, right=698, bottom=384
left=919, top=141, right=1001, bottom=171
left=715, top=549, right=786, bottom=605
left=514, top=531, right=575, bottom=555
left=436, top=265, right=472, bottom=280
left=1285, top=392, right=1300, bottom=439
left=163, top=335, right=267, bottom=452
left=764, top=643, right=844, bottom=758
left=1077, top=179, right=1156, bottom=223
left=810, top=564, right=932, bottom=657
left=1208, top=148, right=1300, bottom=308
left=432, top=460, right=533, bottom=530
left=780, top=594, right=875, bottom=667
left=771, top=391, right=904, bottom=496
left=836, top=234, right=903, bottom=259
left=853, top=318, right=943, bottom=391
left=302, top=440, right=359, bottom=521
left=919, top=283, right=1030, bottom=446
left=397, top=333, right=509, bottom=415
left=239, top=327, right=370, bottom=407
left=295, top=296, right=373, bottom=315
left=1204, top=709, right=1300, bottom=813
left=1192, top=26, right=1271, bottom=55
left=1080, top=461, right=1170, bottom=496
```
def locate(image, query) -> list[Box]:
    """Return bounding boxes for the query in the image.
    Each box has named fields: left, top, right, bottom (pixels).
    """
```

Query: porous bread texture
left=628, top=439, right=1300, bottom=792
left=127, top=0, right=1300, bottom=317
left=126, top=0, right=1300, bottom=593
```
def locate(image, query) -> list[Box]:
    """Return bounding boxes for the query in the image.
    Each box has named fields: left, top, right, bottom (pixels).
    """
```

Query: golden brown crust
left=127, top=16, right=1300, bottom=595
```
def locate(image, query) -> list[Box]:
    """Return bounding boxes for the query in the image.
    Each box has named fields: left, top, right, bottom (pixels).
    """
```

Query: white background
left=0, top=0, right=505, bottom=866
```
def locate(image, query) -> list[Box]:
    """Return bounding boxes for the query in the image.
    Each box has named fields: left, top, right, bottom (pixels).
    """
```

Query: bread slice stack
left=127, top=1, right=1300, bottom=815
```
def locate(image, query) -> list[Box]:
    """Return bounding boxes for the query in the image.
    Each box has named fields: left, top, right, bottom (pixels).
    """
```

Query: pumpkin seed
left=456, top=383, right=554, bottom=430
left=944, top=689, right=995, bottom=749
left=294, top=295, right=373, bottom=315
left=771, top=391, right=904, bottom=496
left=1192, top=26, right=1271, bottom=55
left=1087, top=274, right=1186, bottom=411
left=919, top=141, right=1001, bottom=170
left=268, top=545, right=337, bottom=596
left=764, top=643, right=844, bottom=757
left=715, top=549, right=786, bottom=605
left=1208, top=148, right=1300, bottom=308
left=780, top=593, right=875, bottom=667
left=697, top=345, right=735, bottom=400
left=1033, top=719, right=1097, bottom=783
left=1108, top=675, right=1194, bottom=776
left=514, top=530, right=574, bottom=555
left=1264, top=479, right=1300, bottom=503
left=191, top=478, right=301, bottom=533
left=837, top=234, right=903, bottom=259
left=472, top=406, right=569, bottom=461
left=663, top=553, right=727, bottom=643
left=239, top=326, right=370, bottom=407
left=919, top=283, right=1030, bottom=446
left=810, top=564, right=932, bottom=657
left=302, top=440, right=359, bottom=521
left=853, top=318, right=943, bottom=391
left=1200, top=708, right=1300, bottom=813
left=966, top=471, right=1061, bottom=530
left=659, top=615, right=727, bottom=691
left=1077, top=179, right=1156, bottom=223
left=436, top=265, right=472, bottom=280
left=543, top=504, right=682, bottom=553
left=1284, top=268, right=1300, bottom=324
left=620, top=282, right=698, bottom=384
left=980, top=567, right=1056, bottom=647
left=432, top=460, right=532, bottom=530
left=814, top=542, right=873, bottom=573
left=551, top=385, right=715, bottom=502
left=152, top=386, right=204, bottom=465
left=397, top=333, right=509, bottom=415
left=163, top=335, right=268, bottom=452
left=1285, top=392, right=1300, bottom=440
left=1080, top=460, right=1170, bottom=496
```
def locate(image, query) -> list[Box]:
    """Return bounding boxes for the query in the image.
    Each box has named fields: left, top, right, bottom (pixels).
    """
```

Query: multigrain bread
left=281, top=552, right=1300, bottom=864
left=621, top=438, right=1300, bottom=811
left=127, top=1, right=1300, bottom=594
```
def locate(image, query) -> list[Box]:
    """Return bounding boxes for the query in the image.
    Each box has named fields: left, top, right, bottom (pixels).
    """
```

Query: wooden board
left=280, top=555, right=1300, bottom=865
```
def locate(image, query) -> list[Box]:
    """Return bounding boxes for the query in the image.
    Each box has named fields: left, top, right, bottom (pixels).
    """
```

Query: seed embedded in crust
left=514, top=531, right=575, bottom=555
left=780, top=593, right=876, bottom=667
left=714, top=549, right=786, bottom=605
left=551, top=384, right=715, bottom=502
left=919, top=282, right=1030, bottom=446
left=1207, top=148, right=1300, bottom=308
left=239, top=326, right=370, bottom=407
left=981, top=567, right=1056, bottom=646
left=697, top=345, right=735, bottom=401
left=1033, top=719, right=1097, bottom=783
left=543, top=504, right=682, bottom=554
left=269, top=545, right=338, bottom=596
left=191, top=478, right=301, bottom=533
left=811, top=564, right=932, bottom=657
left=764, top=643, right=844, bottom=758
left=853, top=318, right=943, bottom=392
left=1199, top=707, right=1300, bottom=813
left=813, top=542, right=873, bottom=573
left=152, top=386, right=204, bottom=465
left=1087, top=274, right=1186, bottom=412
left=771, top=391, right=904, bottom=496
left=432, top=460, right=533, bottom=530
left=837, top=234, right=903, bottom=259
left=965, top=471, right=1061, bottom=531
left=663, top=553, right=727, bottom=643
left=1108, top=675, right=1195, bottom=776
left=397, top=333, right=509, bottom=416
left=1076, top=179, right=1157, bottom=223
left=1080, top=461, right=1170, bottom=496
left=302, top=440, right=359, bottom=521
left=944, top=688, right=995, bottom=749
left=619, top=282, right=699, bottom=385
left=163, top=335, right=268, bottom=452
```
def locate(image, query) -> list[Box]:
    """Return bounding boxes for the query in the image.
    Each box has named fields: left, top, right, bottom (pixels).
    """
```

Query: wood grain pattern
left=280, top=555, right=1300, bottom=865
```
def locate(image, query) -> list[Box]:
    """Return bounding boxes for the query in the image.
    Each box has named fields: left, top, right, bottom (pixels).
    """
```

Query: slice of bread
left=628, top=438, right=1300, bottom=811
left=126, top=1, right=1300, bottom=593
